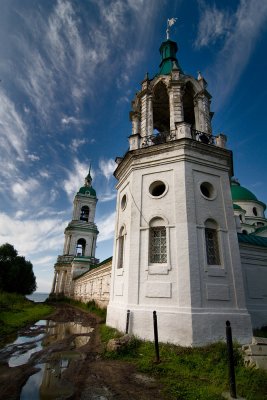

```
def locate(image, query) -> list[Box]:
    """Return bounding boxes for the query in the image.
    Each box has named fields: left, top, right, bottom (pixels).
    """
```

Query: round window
left=149, top=181, right=166, bottom=197
left=200, top=182, right=216, bottom=199
left=121, top=194, right=127, bottom=210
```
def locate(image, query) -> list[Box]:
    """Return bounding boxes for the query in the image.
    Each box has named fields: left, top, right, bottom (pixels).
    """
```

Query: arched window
left=153, top=82, right=170, bottom=133
left=76, top=238, right=86, bottom=256
left=149, top=217, right=167, bottom=264
left=205, top=219, right=220, bottom=265
left=80, top=206, right=89, bottom=222
left=117, top=226, right=126, bottom=269
left=183, top=82, right=196, bottom=129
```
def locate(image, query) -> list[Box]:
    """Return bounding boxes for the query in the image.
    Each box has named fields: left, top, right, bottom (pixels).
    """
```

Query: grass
left=0, top=291, right=53, bottom=343
left=49, top=295, right=107, bottom=320
left=100, top=325, right=267, bottom=400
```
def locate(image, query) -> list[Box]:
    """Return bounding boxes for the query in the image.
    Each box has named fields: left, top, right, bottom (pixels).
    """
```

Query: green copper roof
left=78, top=186, right=96, bottom=197
left=231, top=181, right=258, bottom=202
left=77, top=167, right=96, bottom=197
left=233, top=203, right=242, bottom=211
left=158, top=39, right=183, bottom=75
left=231, top=180, right=266, bottom=210
left=253, top=226, right=267, bottom=235
left=238, top=233, right=267, bottom=248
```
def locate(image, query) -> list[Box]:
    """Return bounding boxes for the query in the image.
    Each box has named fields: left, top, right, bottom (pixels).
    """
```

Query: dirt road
left=0, top=304, right=166, bottom=400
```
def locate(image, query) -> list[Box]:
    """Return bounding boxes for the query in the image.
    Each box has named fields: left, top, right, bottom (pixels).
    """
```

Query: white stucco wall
left=239, top=243, right=267, bottom=328
left=72, top=258, right=112, bottom=309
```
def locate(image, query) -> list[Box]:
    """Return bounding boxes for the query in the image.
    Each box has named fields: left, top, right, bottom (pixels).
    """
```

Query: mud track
left=0, top=304, right=166, bottom=400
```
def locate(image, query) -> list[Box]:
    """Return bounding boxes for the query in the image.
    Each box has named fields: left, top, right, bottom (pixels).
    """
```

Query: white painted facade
left=106, top=39, right=253, bottom=346
left=72, top=258, right=112, bottom=308
left=51, top=172, right=99, bottom=297
left=51, top=36, right=267, bottom=347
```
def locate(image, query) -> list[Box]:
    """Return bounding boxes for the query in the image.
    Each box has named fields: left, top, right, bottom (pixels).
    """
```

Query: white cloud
left=99, top=158, right=116, bottom=180
left=196, top=0, right=267, bottom=108
left=61, top=116, right=89, bottom=127
left=39, top=170, right=50, bottom=179
left=12, top=178, right=40, bottom=202
left=0, top=89, right=27, bottom=164
left=97, top=211, right=116, bottom=242
left=63, top=159, right=91, bottom=201
left=28, top=154, right=40, bottom=161
left=195, top=3, right=232, bottom=48
left=15, top=210, right=28, bottom=219
left=99, top=192, right=117, bottom=202
left=70, top=138, right=87, bottom=152
left=0, top=212, right=66, bottom=257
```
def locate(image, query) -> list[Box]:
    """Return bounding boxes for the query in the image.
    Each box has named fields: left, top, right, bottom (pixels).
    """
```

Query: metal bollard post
left=126, top=309, right=130, bottom=334
left=153, top=311, right=160, bottom=363
left=226, top=320, right=237, bottom=399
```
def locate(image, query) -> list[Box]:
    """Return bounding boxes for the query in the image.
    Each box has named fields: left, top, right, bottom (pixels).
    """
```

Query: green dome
left=78, top=186, right=96, bottom=197
left=231, top=182, right=258, bottom=202
left=233, top=203, right=242, bottom=211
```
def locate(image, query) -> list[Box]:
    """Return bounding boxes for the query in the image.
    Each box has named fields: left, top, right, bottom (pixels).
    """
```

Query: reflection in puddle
left=20, top=350, right=84, bottom=399
left=43, top=321, right=93, bottom=348
left=20, top=364, right=45, bottom=400
left=0, top=319, right=93, bottom=399
left=9, top=339, right=43, bottom=367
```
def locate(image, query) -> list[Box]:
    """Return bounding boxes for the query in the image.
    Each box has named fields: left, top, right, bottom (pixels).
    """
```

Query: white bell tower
left=106, top=31, right=252, bottom=346
left=51, top=169, right=99, bottom=297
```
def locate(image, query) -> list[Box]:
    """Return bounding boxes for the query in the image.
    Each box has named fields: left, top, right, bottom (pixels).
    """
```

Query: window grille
left=205, top=228, right=220, bottom=265
left=117, top=235, right=124, bottom=268
left=150, top=226, right=167, bottom=263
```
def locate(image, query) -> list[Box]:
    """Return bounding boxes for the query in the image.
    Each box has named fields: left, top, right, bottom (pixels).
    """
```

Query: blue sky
left=0, top=0, right=267, bottom=292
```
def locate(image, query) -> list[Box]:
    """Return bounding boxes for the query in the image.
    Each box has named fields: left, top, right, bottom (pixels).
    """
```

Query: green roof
left=231, top=182, right=258, bottom=202
left=237, top=233, right=267, bottom=248
left=233, top=203, right=242, bottom=211
left=253, top=226, right=267, bottom=235
left=158, top=40, right=183, bottom=75
left=231, top=181, right=266, bottom=210
left=78, top=186, right=96, bottom=197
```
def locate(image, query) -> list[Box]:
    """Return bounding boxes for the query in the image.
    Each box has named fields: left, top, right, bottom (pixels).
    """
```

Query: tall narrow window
left=80, top=206, right=89, bottom=222
left=117, top=227, right=125, bottom=269
left=149, top=217, right=167, bottom=264
left=205, top=219, right=220, bottom=265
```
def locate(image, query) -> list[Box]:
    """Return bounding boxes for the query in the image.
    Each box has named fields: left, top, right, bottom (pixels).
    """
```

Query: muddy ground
left=0, top=304, right=167, bottom=400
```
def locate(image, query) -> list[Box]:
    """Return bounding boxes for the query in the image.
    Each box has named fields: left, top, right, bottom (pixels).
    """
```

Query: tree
left=0, top=243, right=36, bottom=295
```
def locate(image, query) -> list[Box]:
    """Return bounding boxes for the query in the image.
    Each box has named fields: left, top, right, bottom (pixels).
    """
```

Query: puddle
left=20, top=351, right=85, bottom=399
left=9, top=338, right=43, bottom=367
left=0, top=318, right=94, bottom=399
left=20, top=359, right=75, bottom=400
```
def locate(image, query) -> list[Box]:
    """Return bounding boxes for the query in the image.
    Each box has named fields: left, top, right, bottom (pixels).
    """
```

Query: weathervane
left=166, top=18, right=177, bottom=40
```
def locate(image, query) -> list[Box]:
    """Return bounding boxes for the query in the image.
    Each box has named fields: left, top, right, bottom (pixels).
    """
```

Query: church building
left=51, top=28, right=267, bottom=346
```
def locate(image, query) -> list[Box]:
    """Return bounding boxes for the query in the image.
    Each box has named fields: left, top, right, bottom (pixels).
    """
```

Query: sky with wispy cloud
left=0, top=0, right=267, bottom=292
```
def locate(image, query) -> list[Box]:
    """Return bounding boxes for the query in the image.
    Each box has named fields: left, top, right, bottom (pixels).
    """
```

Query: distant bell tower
left=106, top=22, right=252, bottom=346
left=51, top=169, right=99, bottom=297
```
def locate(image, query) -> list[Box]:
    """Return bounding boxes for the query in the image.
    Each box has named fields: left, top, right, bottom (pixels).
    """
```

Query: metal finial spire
left=166, top=18, right=177, bottom=40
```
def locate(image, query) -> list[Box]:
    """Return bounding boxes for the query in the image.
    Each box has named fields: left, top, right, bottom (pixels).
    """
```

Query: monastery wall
left=70, top=245, right=267, bottom=331
left=72, top=257, right=112, bottom=309
left=240, top=244, right=267, bottom=328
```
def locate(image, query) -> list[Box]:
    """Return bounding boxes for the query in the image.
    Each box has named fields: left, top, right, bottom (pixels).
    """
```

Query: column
left=51, top=272, right=57, bottom=294
left=147, top=94, right=153, bottom=137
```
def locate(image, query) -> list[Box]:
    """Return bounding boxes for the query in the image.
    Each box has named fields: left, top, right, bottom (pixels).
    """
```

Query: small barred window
left=117, top=236, right=124, bottom=268
left=205, top=228, right=220, bottom=265
left=117, top=226, right=126, bottom=269
left=150, top=226, right=167, bottom=263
